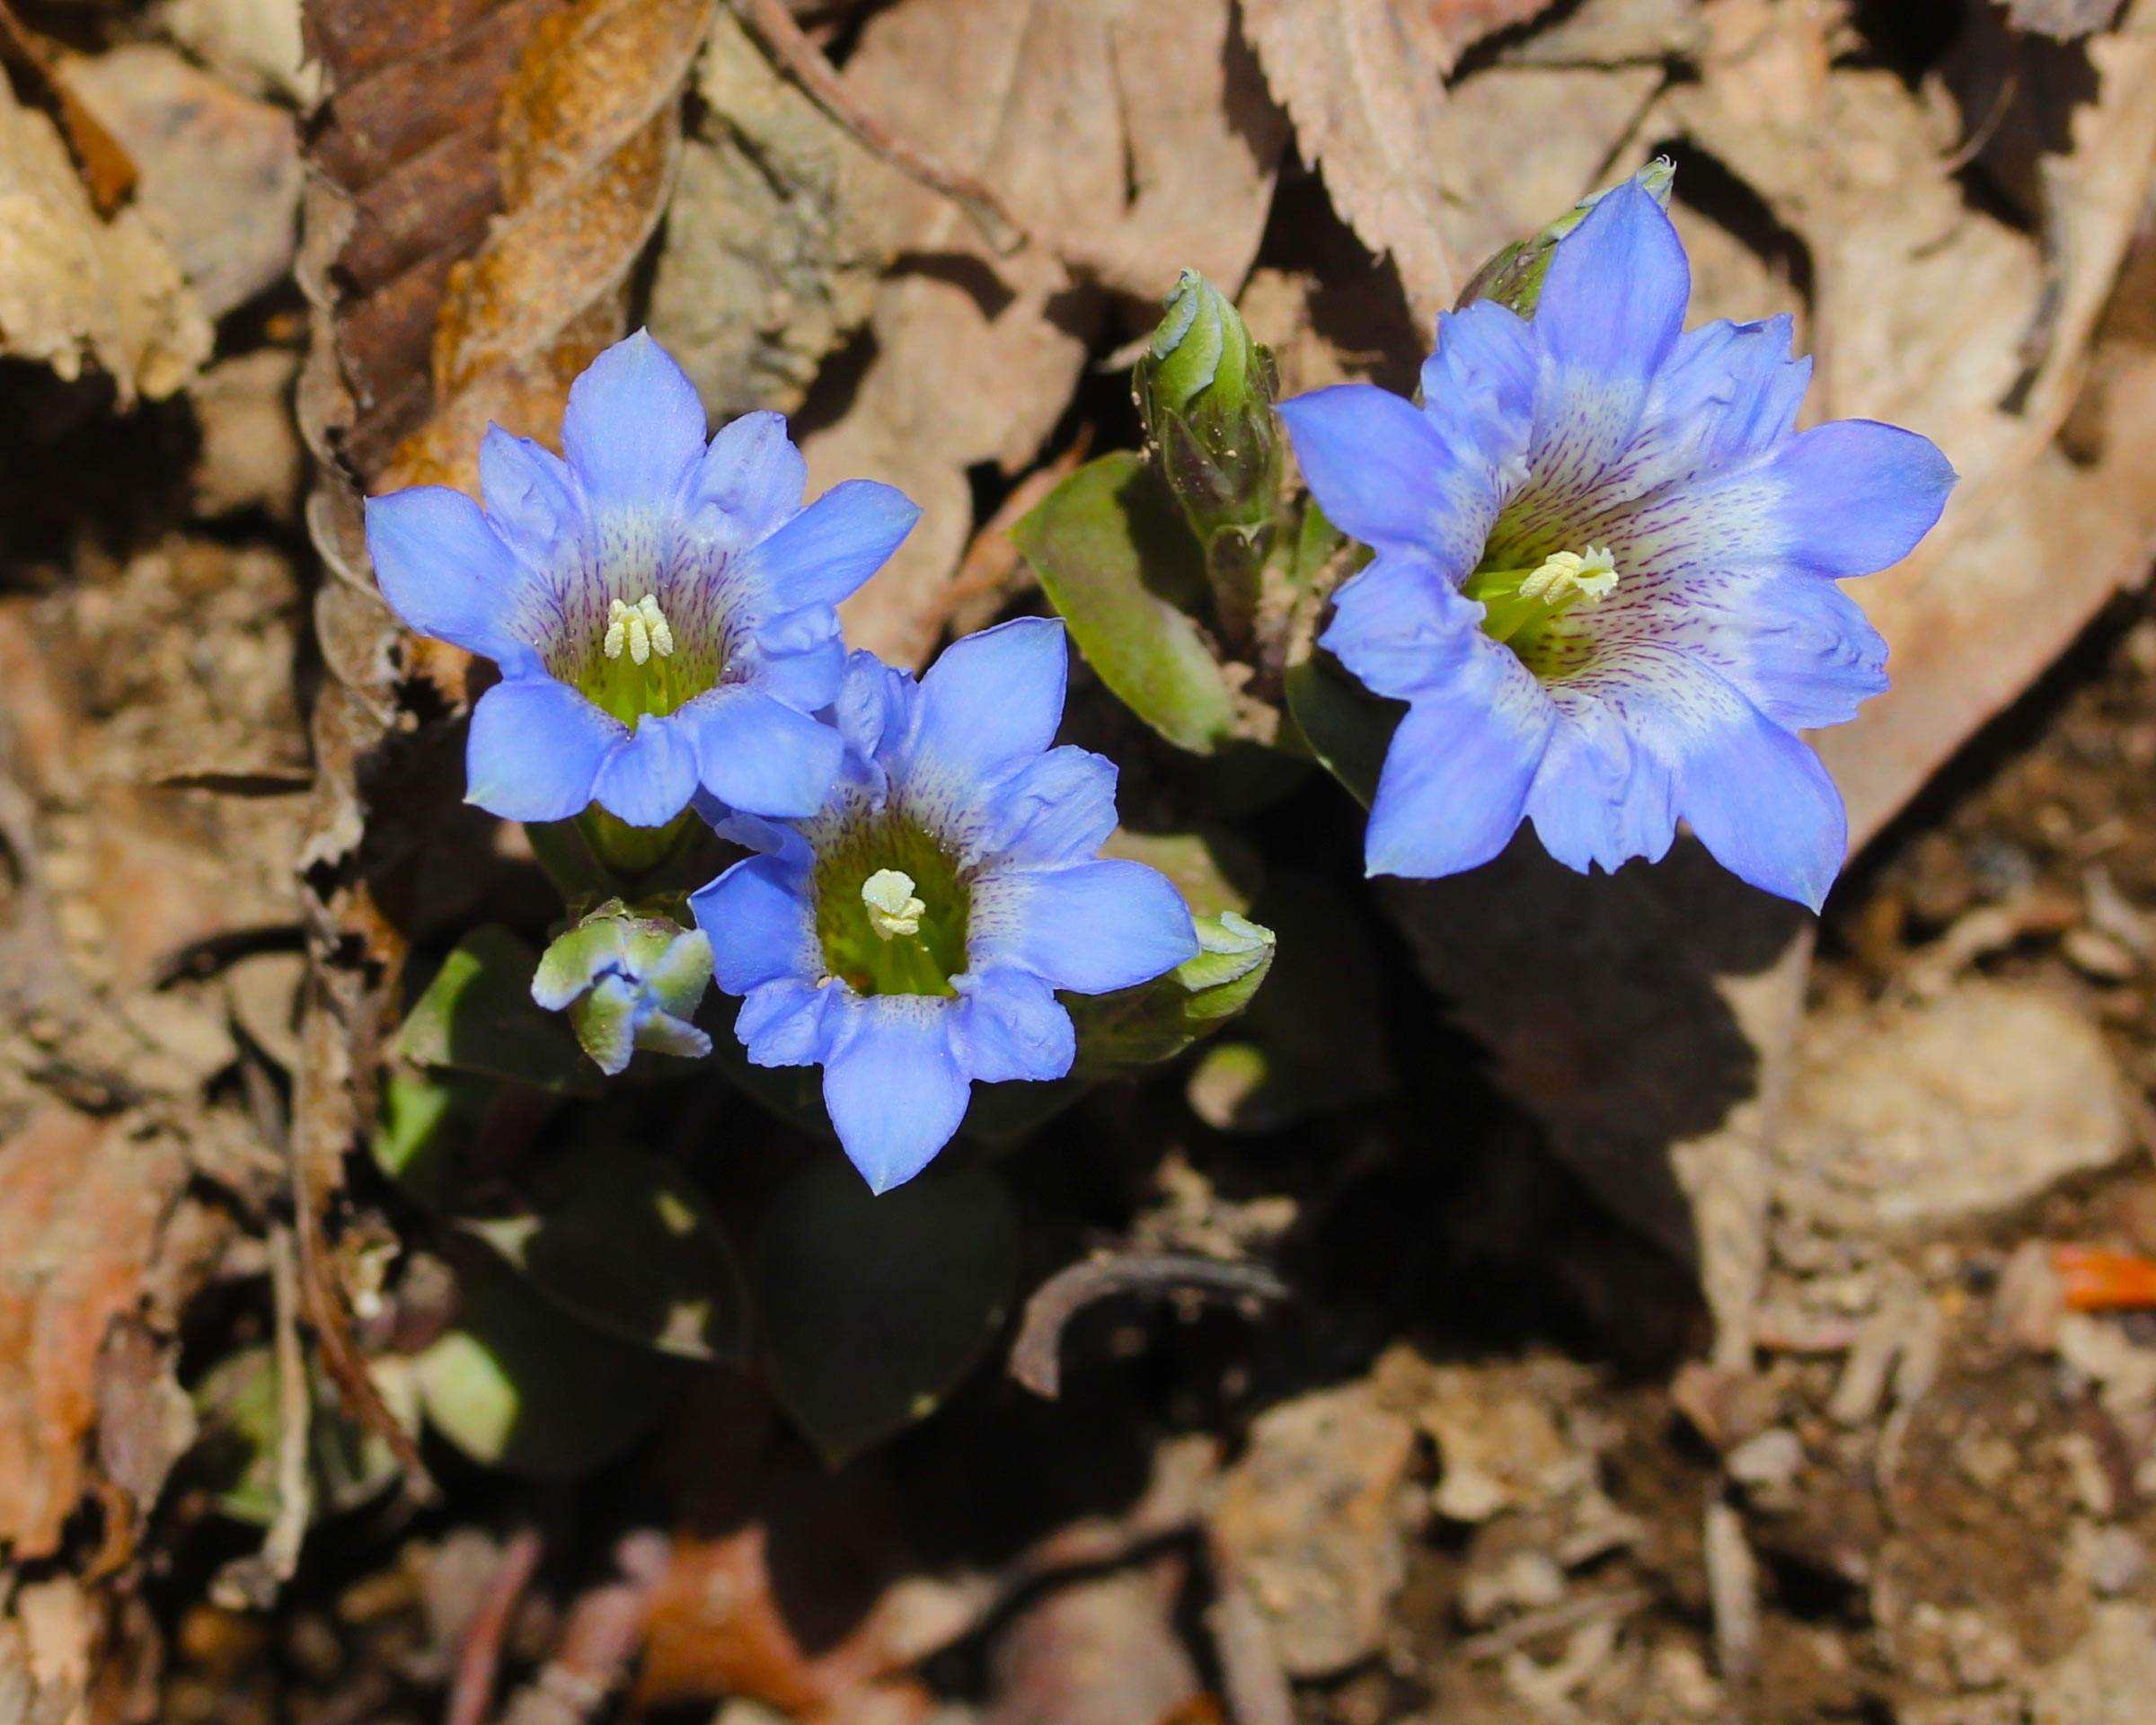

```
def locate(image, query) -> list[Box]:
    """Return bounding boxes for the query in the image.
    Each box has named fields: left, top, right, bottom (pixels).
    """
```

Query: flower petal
left=680, top=687, right=846, bottom=819
left=365, top=485, right=539, bottom=672
left=691, top=854, right=818, bottom=995
left=821, top=996, right=971, bottom=1193
left=743, top=478, right=918, bottom=607
left=974, top=859, right=1197, bottom=995
left=983, top=746, right=1118, bottom=865
left=1365, top=637, right=1556, bottom=879
left=687, top=410, right=805, bottom=546
left=1419, top=298, right=1536, bottom=482
left=1567, top=645, right=1847, bottom=910
left=559, top=331, right=708, bottom=514
left=1671, top=686, right=1847, bottom=912
left=1321, top=552, right=1481, bottom=703
left=950, top=966, right=1075, bottom=1084
left=478, top=426, right=586, bottom=575
left=464, top=677, right=621, bottom=821
left=914, top=617, right=1069, bottom=786
left=590, top=714, right=700, bottom=827
left=1524, top=691, right=1676, bottom=876
left=1277, top=384, right=1483, bottom=565
left=1534, top=181, right=1690, bottom=386
left=734, top=977, right=840, bottom=1067
left=1755, top=419, right=1957, bottom=578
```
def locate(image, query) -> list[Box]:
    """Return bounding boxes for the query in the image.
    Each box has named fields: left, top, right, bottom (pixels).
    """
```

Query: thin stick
left=731, top=0, right=1028, bottom=255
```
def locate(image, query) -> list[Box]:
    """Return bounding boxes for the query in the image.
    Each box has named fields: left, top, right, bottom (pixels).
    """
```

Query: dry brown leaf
left=0, top=66, right=208, bottom=399
left=66, top=45, right=301, bottom=323
left=0, top=1110, right=186, bottom=1561
left=816, top=0, right=1287, bottom=668
left=647, top=5, right=914, bottom=419
left=1240, top=0, right=1561, bottom=325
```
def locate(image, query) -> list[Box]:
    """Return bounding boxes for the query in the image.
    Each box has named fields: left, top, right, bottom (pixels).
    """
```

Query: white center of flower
left=862, top=870, right=926, bottom=942
left=1516, top=545, right=1619, bottom=607
left=602, top=594, right=675, bottom=665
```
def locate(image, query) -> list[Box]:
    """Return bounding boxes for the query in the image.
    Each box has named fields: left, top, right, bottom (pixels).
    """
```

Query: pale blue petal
left=742, top=479, right=918, bottom=608
left=686, top=410, right=805, bottom=546
left=734, top=977, right=841, bottom=1066
left=831, top=650, right=919, bottom=768
left=560, top=331, right=708, bottom=513
left=1321, top=553, right=1480, bottom=703
left=365, top=485, right=540, bottom=673
left=950, top=966, right=1075, bottom=1084
left=478, top=426, right=586, bottom=575
left=1657, top=571, right=1889, bottom=731
left=1524, top=692, right=1675, bottom=875
left=590, top=714, right=700, bottom=827
left=975, top=859, right=1197, bottom=995
left=983, top=746, right=1118, bottom=865
left=822, top=997, right=971, bottom=1193
left=690, top=854, right=817, bottom=995
left=464, top=677, right=621, bottom=821
left=1672, top=686, right=1847, bottom=912
left=1419, top=299, right=1535, bottom=484
left=1278, top=385, right=1482, bottom=565
left=1534, top=181, right=1690, bottom=385
left=1365, top=636, right=1556, bottom=879
left=680, top=687, right=845, bottom=818
left=1757, top=419, right=1957, bottom=578
left=750, top=626, right=847, bottom=713
left=914, top=617, right=1069, bottom=784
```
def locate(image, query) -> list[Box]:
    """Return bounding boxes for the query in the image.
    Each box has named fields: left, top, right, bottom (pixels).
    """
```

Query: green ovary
left=1462, top=544, right=1619, bottom=678
left=563, top=593, right=721, bottom=727
left=814, top=816, right=972, bottom=998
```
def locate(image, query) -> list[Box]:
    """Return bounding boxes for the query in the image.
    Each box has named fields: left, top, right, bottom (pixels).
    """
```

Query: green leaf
left=1068, top=910, right=1277, bottom=1078
left=1015, top=452, right=1244, bottom=755
left=396, top=926, right=599, bottom=1094
left=755, top=1160, right=1019, bottom=1465
left=372, top=1069, right=496, bottom=1208
left=189, top=1346, right=416, bottom=1527
left=414, top=1251, right=681, bottom=1479
left=462, top=1143, right=747, bottom=1364
left=1284, top=647, right=1405, bottom=810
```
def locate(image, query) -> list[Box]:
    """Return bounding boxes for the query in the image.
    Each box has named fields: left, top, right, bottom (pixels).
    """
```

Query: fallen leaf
left=66, top=45, right=302, bottom=322
left=0, top=61, right=208, bottom=398
left=1239, top=0, right=1561, bottom=324
left=817, top=0, right=1287, bottom=668
left=1208, top=1379, right=1417, bottom=1678
left=0, top=1109, right=186, bottom=1560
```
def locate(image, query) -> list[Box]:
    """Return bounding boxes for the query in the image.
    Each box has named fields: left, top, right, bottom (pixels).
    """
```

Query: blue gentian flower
left=531, top=907, right=714, bottom=1076
left=364, top=332, right=919, bottom=831
left=689, top=617, right=1199, bottom=1192
left=1278, top=184, right=1956, bottom=910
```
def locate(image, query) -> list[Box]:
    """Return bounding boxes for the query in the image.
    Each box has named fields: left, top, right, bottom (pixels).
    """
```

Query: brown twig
left=731, top=0, right=1029, bottom=255
left=210, top=1221, right=315, bottom=1610
left=446, top=1526, right=548, bottom=1725
left=1011, top=1249, right=1289, bottom=1400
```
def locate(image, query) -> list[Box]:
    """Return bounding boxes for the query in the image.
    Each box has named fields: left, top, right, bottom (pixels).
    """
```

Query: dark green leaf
left=755, top=1160, right=1019, bottom=1465
left=395, top=926, right=599, bottom=1094
left=463, top=1143, right=747, bottom=1364
left=189, top=1345, right=415, bottom=1526
left=1284, top=647, right=1405, bottom=810
left=414, top=1251, right=681, bottom=1479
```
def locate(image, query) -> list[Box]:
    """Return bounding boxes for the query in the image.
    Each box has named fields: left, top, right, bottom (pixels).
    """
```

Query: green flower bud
left=1135, top=271, right=1284, bottom=650
left=1460, top=157, right=1677, bottom=316
left=531, top=902, right=712, bottom=1077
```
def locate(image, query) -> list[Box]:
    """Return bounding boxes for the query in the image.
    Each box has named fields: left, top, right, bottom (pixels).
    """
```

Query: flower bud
left=1459, top=157, right=1677, bottom=316
left=531, top=902, right=712, bottom=1077
left=1135, top=271, right=1284, bottom=649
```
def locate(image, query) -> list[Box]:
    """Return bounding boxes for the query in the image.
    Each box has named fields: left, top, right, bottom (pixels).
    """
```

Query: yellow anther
left=1516, top=545, right=1618, bottom=606
left=862, top=869, right=926, bottom=942
left=602, top=594, right=675, bottom=665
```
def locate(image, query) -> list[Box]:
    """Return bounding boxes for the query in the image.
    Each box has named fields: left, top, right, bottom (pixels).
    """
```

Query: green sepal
left=1459, top=157, right=1676, bottom=315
